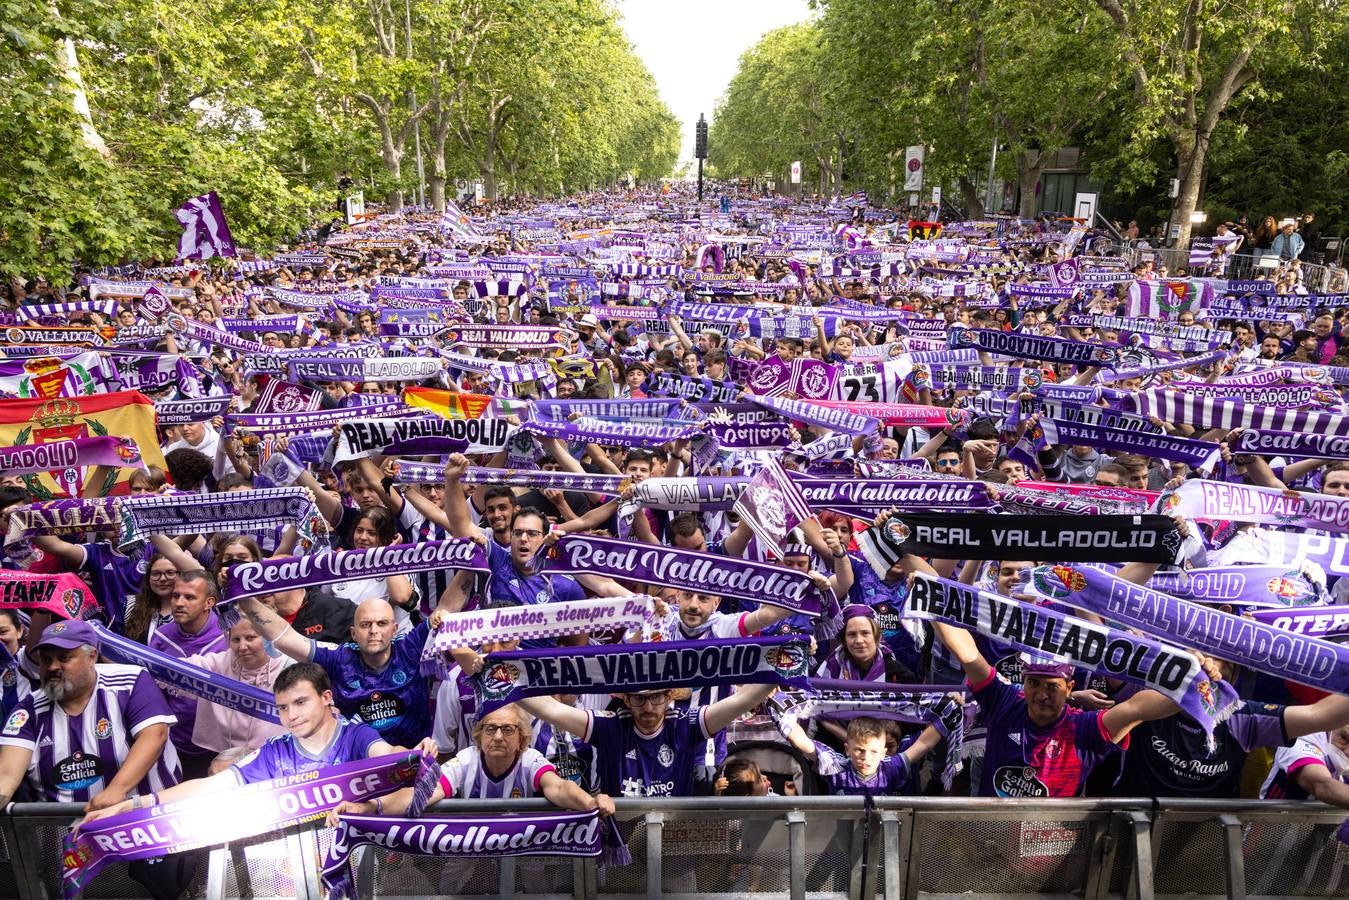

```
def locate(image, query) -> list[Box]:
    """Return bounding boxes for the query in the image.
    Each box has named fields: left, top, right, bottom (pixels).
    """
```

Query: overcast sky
left=617, top=0, right=814, bottom=170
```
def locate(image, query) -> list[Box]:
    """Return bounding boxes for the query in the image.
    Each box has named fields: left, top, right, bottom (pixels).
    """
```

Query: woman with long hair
left=1251, top=215, right=1280, bottom=251
left=122, top=553, right=181, bottom=643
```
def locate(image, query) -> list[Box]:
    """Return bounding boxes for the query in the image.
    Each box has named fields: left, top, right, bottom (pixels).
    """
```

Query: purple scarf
left=1033, top=564, right=1349, bottom=695
left=1233, top=429, right=1349, bottom=461
left=911, top=571, right=1238, bottom=742
left=1251, top=606, right=1349, bottom=639
left=537, top=534, right=821, bottom=614
left=1117, top=389, right=1349, bottom=436
left=63, top=752, right=439, bottom=898
left=0, top=436, right=142, bottom=476
left=474, top=636, right=811, bottom=714
left=323, top=810, right=618, bottom=900
left=93, top=622, right=279, bottom=722
left=1163, top=480, right=1349, bottom=535
left=223, top=539, right=489, bottom=602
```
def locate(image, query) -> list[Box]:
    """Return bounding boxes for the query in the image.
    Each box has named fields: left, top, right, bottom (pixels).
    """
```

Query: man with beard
left=0, top=620, right=191, bottom=896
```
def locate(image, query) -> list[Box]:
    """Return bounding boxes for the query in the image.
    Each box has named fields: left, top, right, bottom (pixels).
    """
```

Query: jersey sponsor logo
left=94, top=717, right=112, bottom=739
left=358, top=691, right=406, bottom=730
left=52, top=751, right=104, bottom=791
left=3, top=708, right=28, bottom=735
left=993, top=765, right=1049, bottom=798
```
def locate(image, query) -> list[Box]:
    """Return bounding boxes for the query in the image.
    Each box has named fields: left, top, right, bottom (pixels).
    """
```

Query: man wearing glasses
left=443, top=455, right=586, bottom=621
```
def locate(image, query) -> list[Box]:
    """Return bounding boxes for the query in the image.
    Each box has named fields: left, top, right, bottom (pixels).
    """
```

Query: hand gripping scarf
left=1028, top=563, right=1349, bottom=698
left=473, top=636, right=812, bottom=715
left=535, top=534, right=822, bottom=615
left=62, top=752, right=440, bottom=899
left=1161, top=480, right=1349, bottom=535
left=909, top=571, right=1238, bottom=743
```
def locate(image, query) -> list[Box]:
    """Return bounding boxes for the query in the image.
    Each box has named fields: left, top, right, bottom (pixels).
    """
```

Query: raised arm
left=516, top=695, right=590, bottom=737
left=236, top=595, right=315, bottom=662
left=900, top=553, right=992, bottom=686
left=1100, top=688, right=1180, bottom=744
left=442, top=454, right=478, bottom=540
left=704, top=682, right=776, bottom=735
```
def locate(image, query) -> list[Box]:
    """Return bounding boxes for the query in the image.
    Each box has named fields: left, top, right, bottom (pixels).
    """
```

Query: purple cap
left=1018, top=653, right=1074, bottom=680
left=840, top=604, right=876, bottom=621
left=33, top=619, right=99, bottom=655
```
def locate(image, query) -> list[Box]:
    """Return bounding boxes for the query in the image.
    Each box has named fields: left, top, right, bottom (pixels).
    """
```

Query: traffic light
left=695, top=115, right=708, bottom=160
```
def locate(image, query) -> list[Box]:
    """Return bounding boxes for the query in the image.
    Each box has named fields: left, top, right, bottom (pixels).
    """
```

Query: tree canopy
left=1, top=0, right=680, bottom=280
left=710, top=0, right=1349, bottom=244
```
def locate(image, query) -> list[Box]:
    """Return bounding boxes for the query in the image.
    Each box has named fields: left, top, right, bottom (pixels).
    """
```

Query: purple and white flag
left=175, top=191, right=237, bottom=260
left=733, top=458, right=814, bottom=556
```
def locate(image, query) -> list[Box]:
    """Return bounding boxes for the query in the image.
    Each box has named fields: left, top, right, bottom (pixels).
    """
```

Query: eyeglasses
left=935, top=458, right=960, bottom=467
left=627, top=693, right=669, bottom=708
left=511, top=529, right=544, bottom=539
left=150, top=571, right=180, bottom=580
left=481, top=724, right=519, bottom=737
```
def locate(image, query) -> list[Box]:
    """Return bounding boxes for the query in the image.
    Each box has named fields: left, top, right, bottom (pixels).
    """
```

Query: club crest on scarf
left=1030, top=565, right=1086, bottom=600
left=479, top=662, right=523, bottom=702
left=749, top=483, right=787, bottom=540
left=1021, top=369, right=1044, bottom=390
left=61, top=588, right=82, bottom=618
left=1265, top=571, right=1318, bottom=607
left=883, top=518, right=911, bottom=544
left=764, top=643, right=809, bottom=678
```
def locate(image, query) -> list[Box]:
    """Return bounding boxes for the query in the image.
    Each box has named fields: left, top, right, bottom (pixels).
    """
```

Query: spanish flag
left=0, top=390, right=163, bottom=497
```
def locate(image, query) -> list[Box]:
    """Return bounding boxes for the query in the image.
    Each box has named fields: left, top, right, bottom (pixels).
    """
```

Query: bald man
left=238, top=596, right=432, bottom=749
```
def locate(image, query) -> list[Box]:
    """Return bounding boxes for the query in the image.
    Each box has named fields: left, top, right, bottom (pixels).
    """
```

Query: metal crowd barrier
left=3, top=797, right=1346, bottom=899
left=1126, top=248, right=1335, bottom=292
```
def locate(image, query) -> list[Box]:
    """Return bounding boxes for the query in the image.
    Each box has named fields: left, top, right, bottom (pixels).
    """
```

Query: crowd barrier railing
left=3, top=796, right=1346, bottom=899
left=1125, top=248, right=1335, bottom=292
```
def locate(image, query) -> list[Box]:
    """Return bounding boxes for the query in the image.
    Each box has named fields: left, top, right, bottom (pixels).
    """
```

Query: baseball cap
left=1018, top=653, right=1074, bottom=680
left=33, top=620, right=99, bottom=656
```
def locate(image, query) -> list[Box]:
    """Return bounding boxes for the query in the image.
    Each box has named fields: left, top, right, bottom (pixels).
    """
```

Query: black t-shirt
left=288, top=590, right=355, bottom=645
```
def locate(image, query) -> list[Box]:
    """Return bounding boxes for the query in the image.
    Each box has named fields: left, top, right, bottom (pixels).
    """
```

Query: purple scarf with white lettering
left=474, top=636, right=811, bottom=714
left=536, top=533, right=821, bottom=614
left=1250, top=605, right=1349, bottom=639
left=1036, top=563, right=1349, bottom=695
left=1162, top=480, right=1349, bottom=535
left=911, top=571, right=1237, bottom=743
left=1233, top=429, right=1349, bottom=461
left=1118, top=389, right=1349, bottom=436
left=0, top=436, right=142, bottom=476
left=322, top=810, right=621, bottom=900
left=63, top=752, right=439, bottom=899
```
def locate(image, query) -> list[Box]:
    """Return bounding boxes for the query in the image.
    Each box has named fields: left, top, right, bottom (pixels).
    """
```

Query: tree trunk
left=385, top=152, right=403, bottom=211
left=1169, top=136, right=1205, bottom=249
left=958, top=175, right=984, bottom=219
left=1016, top=150, right=1045, bottom=218
left=428, top=175, right=446, bottom=212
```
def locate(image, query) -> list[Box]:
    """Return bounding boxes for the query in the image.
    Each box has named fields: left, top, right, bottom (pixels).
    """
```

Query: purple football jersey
left=0, top=664, right=180, bottom=802
left=231, top=716, right=381, bottom=784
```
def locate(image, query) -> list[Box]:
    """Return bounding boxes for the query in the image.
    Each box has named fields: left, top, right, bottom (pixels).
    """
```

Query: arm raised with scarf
left=900, top=553, right=1180, bottom=744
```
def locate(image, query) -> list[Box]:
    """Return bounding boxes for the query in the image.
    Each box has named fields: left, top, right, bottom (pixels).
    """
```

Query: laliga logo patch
left=3, top=709, right=28, bottom=736
left=884, top=518, right=911, bottom=544
left=94, top=717, right=112, bottom=739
